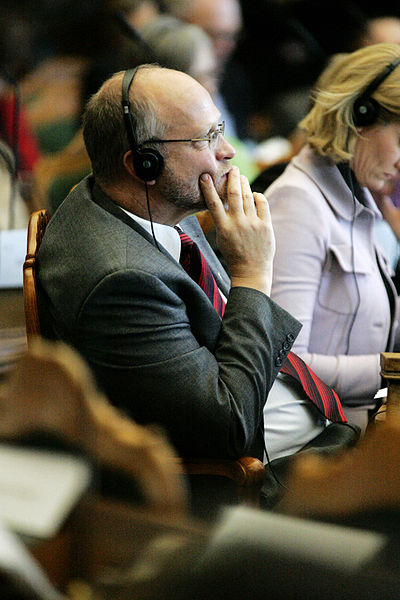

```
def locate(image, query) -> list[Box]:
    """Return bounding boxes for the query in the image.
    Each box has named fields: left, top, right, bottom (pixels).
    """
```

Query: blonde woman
left=265, top=43, right=400, bottom=430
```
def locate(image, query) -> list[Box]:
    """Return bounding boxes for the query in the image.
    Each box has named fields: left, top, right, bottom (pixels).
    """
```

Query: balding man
left=37, top=65, right=357, bottom=494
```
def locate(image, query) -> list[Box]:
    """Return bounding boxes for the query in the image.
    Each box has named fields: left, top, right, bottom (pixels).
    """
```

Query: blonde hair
left=299, top=43, right=400, bottom=163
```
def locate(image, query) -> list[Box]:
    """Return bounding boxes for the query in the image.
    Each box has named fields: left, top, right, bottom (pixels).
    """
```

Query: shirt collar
left=121, top=207, right=228, bottom=302
left=121, top=208, right=182, bottom=261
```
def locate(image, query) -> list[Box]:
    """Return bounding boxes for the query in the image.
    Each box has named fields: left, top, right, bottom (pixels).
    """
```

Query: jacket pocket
left=317, top=243, right=371, bottom=315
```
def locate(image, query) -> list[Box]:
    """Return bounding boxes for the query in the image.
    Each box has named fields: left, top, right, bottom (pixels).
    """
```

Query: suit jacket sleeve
left=75, top=268, right=301, bottom=460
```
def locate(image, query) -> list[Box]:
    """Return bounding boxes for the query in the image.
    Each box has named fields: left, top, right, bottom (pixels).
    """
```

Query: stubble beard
left=159, top=166, right=228, bottom=213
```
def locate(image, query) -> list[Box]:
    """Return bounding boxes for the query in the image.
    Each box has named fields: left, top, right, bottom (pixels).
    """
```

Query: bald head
left=130, top=66, right=215, bottom=131
left=83, top=65, right=215, bottom=184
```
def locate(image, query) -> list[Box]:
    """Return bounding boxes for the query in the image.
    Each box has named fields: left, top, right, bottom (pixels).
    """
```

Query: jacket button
left=286, top=333, right=295, bottom=343
left=275, top=356, right=283, bottom=367
left=283, top=341, right=291, bottom=351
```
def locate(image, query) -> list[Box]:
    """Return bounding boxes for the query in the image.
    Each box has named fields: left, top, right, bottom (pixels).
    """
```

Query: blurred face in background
left=125, top=0, right=161, bottom=29
left=190, top=40, right=218, bottom=97
left=184, top=0, right=242, bottom=71
left=363, top=17, right=400, bottom=47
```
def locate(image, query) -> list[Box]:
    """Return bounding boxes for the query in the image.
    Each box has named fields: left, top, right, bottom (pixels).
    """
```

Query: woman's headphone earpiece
left=352, top=56, right=400, bottom=127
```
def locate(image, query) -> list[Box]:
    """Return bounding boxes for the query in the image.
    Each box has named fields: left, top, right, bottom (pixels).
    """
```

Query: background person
left=265, top=43, right=400, bottom=431
left=139, top=14, right=218, bottom=97
left=163, top=0, right=250, bottom=142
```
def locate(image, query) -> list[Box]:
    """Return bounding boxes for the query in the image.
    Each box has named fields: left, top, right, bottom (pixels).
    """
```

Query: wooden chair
left=380, top=352, right=400, bottom=420
left=23, top=208, right=50, bottom=342
left=22, top=209, right=266, bottom=510
left=0, top=338, right=208, bottom=593
left=276, top=352, right=400, bottom=521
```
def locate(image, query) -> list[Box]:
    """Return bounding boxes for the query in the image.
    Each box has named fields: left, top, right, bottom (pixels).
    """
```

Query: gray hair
left=82, top=64, right=168, bottom=184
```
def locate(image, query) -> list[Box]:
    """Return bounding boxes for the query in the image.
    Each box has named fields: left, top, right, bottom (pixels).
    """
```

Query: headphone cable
left=145, top=180, right=161, bottom=251
left=261, top=423, right=288, bottom=491
left=345, top=163, right=361, bottom=355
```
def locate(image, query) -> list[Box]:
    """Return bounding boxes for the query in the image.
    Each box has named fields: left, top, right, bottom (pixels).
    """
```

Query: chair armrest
left=381, top=352, right=400, bottom=420
left=177, top=456, right=266, bottom=488
left=176, top=457, right=266, bottom=509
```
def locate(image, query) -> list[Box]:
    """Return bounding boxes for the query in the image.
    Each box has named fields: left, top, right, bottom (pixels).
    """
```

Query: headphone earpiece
left=121, top=68, right=164, bottom=182
left=352, top=96, right=380, bottom=127
left=352, top=56, right=400, bottom=128
left=131, top=147, right=163, bottom=182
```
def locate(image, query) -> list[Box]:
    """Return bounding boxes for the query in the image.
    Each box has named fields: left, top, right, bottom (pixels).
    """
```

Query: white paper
left=209, top=506, right=387, bottom=573
left=0, top=229, right=26, bottom=288
left=374, top=387, right=387, bottom=400
left=0, top=444, right=91, bottom=538
left=0, top=517, right=63, bottom=600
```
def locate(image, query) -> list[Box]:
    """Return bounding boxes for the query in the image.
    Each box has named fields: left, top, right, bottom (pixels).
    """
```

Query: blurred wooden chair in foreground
left=0, top=338, right=208, bottom=595
left=22, top=210, right=266, bottom=514
left=1, top=338, right=187, bottom=516
left=278, top=352, right=400, bottom=522
left=3, top=342, right=400, bottom=599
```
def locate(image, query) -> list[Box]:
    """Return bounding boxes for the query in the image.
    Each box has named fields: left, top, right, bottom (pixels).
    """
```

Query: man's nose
left=215, top=134, right=235, bottom=160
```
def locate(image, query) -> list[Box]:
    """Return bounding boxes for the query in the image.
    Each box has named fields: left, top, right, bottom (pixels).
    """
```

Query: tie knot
left=178, top=230, right=194, bottom=248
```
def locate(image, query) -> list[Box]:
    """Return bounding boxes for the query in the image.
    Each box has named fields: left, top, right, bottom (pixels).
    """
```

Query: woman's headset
left=353, top=56, right=400, bottom=127
left=121, top=67, right=164, bottom=181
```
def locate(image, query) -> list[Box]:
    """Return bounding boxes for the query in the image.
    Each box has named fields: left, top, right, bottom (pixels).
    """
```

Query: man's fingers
left=241, top=174, right=256, bottom=213
left=253, top=192, right=270, bottom=220
left=200, top=173, right=226, bottom=224
left=226, top=166, right=244, bottom=214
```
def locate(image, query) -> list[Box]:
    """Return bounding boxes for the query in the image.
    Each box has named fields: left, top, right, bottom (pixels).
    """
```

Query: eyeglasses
left=142, top=121, right=225, bottom=148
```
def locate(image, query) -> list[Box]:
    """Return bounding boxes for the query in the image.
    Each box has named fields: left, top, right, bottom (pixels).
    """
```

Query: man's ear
left=123, top=150, right=156, bottom=185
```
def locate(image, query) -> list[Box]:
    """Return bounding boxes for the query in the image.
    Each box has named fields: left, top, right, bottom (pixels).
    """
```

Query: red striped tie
left=177, top=228, right=346, bottom=423
left=177, top=229, right=225, bottom=317
left=280, top=351, right=347, bottom=423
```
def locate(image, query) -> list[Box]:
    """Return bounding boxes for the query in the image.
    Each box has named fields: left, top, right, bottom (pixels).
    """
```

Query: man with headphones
left=37, top=64, right=356, bottom=504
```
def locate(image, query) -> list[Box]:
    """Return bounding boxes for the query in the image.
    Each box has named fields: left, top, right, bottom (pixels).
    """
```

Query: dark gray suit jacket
left=37, top=176, right=302, bottom=460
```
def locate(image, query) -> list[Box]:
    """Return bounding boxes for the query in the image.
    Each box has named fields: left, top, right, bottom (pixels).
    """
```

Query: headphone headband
left=361, top=56, right=400, bottom=99
left=122, top=67, right=140, bottom=150
left=121, top=67, right=164, bottom=181
left=353, top=55, right=400, bottom=127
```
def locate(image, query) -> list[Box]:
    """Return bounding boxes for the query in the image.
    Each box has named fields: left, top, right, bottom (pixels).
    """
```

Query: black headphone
left=353, top=56, right=400, bottom=127
left=121, top=67, right=164, bottom=181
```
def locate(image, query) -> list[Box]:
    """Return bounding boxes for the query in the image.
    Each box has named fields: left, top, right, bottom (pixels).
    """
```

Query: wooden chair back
left=23, top=209, right=50, bottom=344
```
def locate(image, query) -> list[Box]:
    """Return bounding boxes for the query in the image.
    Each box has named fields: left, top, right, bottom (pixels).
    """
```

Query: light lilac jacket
left=266, top=144, right=399, bottom=406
